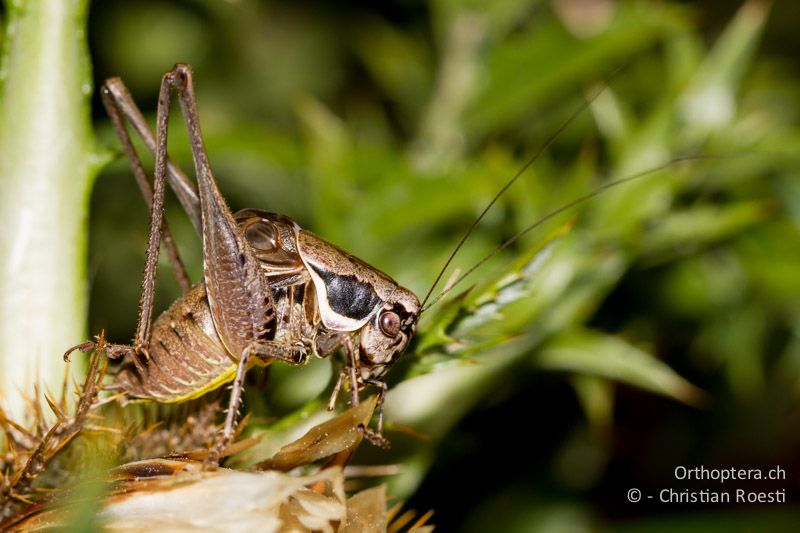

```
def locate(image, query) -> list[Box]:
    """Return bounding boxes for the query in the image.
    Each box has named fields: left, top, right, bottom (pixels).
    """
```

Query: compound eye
left=379, top=310, right=401, bottom=337
left=245, top=220, right=277, bottom=251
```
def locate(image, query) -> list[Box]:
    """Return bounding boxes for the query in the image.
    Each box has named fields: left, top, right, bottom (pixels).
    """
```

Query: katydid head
left=295, top=227, right=420, bottom=383
left=356, top=287, right=419, bottom=381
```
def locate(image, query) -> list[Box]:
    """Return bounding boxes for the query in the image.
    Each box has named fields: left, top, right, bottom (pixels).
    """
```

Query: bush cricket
left=64, top=63, right=724, bottom=464
left=65, top=64, right=421, bottom=462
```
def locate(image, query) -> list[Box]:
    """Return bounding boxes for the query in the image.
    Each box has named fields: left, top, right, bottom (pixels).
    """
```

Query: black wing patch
left=311, top=265, right=381, bottom=320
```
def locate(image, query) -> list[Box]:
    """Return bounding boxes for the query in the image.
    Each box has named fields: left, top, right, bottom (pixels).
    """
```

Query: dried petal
left=256, top=396, right=377, bottom=472
left=342, top=485, right=386, bottom=533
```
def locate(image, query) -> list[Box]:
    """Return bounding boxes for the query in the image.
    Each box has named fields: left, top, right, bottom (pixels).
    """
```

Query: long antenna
left=419, top=153, right=748, bottom=313
left=419, top=67, right=625, bottom=310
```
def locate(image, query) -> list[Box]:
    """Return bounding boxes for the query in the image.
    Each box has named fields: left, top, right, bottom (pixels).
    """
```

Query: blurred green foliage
left=80, top=0, right=800, bottom=530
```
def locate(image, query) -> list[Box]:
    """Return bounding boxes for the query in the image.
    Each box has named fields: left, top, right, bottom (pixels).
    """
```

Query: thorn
left=83, top=425, right=123, bottom=435
left=410, top=509, right=435, bottom=529
left=70, top=375, right=81, bottom=395
left=43, top=394, right=65, bottom=419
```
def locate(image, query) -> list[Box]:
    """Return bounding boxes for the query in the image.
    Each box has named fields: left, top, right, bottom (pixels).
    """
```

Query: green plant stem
left=0, top=0, right=96, bottom=418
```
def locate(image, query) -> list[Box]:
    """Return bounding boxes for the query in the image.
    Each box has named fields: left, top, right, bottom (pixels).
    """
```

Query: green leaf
left=641, top=200, right=772, bottom=261
left=538, top=328, right=705, bottom=405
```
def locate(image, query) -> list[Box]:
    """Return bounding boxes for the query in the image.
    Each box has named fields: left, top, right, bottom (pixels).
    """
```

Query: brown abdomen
left=115, top=283, right=237, bottom=402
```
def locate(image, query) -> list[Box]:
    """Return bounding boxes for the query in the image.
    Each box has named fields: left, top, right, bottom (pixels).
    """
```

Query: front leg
left=365, top=379, right=388, bottom=437
left=358, top=379, right=390, bottom=449
left=339, top=337, right=390, bottom=448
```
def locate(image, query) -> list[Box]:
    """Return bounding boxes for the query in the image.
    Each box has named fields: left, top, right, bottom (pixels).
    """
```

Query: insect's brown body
left=119, top=282, right=230, bottom=402
left=65, top=63, right=691, bottom=461
left=63, top=65, right=421, bottom=459
left=117, top=212, right=335, bottom=403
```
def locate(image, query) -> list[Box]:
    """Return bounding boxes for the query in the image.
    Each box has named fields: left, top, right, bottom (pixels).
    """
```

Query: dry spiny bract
left=1, top=341, right=107, bottom=520
left=120, top=399, right=225, bottom=463
left=1, top=395, right=434, bottom=532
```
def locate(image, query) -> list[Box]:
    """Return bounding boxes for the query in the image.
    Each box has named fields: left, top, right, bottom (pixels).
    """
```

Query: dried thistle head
left=120, top=398, right=225, bottom=462
left=2, top=395, right=434, bottom=532
left=1, top=342, right=107, bottom=519
left=1, top=328, right=433, bottom=533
